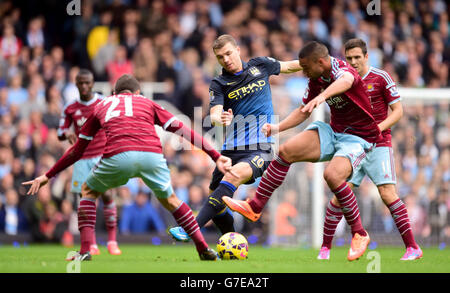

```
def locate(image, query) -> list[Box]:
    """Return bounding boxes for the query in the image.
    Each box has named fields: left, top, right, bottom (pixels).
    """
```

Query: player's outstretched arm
left=22, top=174, right=49, bottom=195
left=279, top=60, right=302, bottom=74
left=263, top=106, right=311, bottom=137
left=302, top=72, right=354, bottom=113
left=165, top=119, right=232, bottom=174
left=215, top=155, right=233, bottom=175
left=22, top=138, right=91, bottom=195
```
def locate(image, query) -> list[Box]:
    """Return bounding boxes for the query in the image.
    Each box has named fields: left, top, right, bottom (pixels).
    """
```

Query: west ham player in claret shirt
left=58, top=69, right=121, bottom=257
left=317, top=38, right=422, bottom=261
left=223, top=41, right=380, bottom=261
left=24, top=74, right=232, bottom=261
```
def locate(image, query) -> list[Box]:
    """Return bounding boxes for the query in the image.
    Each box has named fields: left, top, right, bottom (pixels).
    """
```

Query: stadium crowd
left=0, top=0, right=448, bottom=246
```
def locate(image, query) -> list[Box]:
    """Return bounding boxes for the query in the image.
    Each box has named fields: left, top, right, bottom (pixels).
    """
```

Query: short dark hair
left=298, top=41, right=329, bottom=60
left=212, top=34, right=237, bottom=51
left=76, top=69, right=93, bottom=79
left=114, top=74, right=140, bottom=93
left=344, top=38, right=368, bottom=55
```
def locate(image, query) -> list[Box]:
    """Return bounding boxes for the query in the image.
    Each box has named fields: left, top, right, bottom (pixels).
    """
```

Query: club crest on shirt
left=367, top=84, right=375, bottom=92
left=249, top=67, right=261, bottom=76
left=209, top=91, right=215, bottom=102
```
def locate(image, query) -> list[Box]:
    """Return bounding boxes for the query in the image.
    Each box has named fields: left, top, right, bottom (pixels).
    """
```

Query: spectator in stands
left=92, top=28, right=119, bottom=81
left=0, top=23, right=22, bottom=59
left=275, top=189, right=299, bottom=237
left=25, top=16, right=45, bottom=50
left=133, top=37, right=157, bottom=82
left=7, top=73, right=27, bottom=106
left=86, top=9, right=113, bottom=61
left=23, top=184, right=61, bottom=243
left=121, top=22, right=139, bottom=59
left=119, top=191, right=166, bottom=235
left=0, top=189, right=28, bottom=235
left=105, top=45, right=133, bottom=86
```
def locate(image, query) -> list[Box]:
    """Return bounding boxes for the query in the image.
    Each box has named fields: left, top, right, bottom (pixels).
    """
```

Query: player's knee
left=278, top=145, right=293, bottom=163
left=323, top=169, right=345, bottom=189
left=81, top=183, right=101, bottom=200
left=222, top=163, right=252, bottom=186
left=222, top=171, right=243, bottom=186
left=378, top=184, right=398, bottom=205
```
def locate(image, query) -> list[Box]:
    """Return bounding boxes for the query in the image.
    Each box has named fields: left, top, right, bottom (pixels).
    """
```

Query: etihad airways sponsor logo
left=228, top=80, right=266, bottom=100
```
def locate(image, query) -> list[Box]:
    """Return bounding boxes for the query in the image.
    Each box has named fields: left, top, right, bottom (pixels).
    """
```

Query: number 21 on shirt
left=104, top=96, right=133, bottom=122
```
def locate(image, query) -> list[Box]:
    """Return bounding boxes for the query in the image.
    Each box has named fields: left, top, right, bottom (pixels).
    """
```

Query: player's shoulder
left=368, top=67, right=396, bottom=86
left=210, top=74, right=227, bottom=90
left=331, top=56, right=347, bottom=68
left=62, top=99, right=80, bottom=113
left=248, top=56, right=278, bottom=67
left=94, top=92, right=105, bottom=101
left=330, top=56, right=358, bottom=79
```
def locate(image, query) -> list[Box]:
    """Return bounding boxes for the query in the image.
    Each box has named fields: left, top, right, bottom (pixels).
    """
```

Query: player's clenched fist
left=261, top=123, right=279, bottom=137
left=215, top=155, right=237, bottom=177
left=221, top=108, right=233, bottom=126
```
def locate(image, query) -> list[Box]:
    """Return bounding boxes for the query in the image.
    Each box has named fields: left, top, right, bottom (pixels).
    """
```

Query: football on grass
left=216, top=232, right=249, bottom=260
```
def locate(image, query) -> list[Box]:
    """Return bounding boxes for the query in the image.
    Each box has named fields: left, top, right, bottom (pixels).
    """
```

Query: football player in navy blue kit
left=169, top=34, right=302, bottom=241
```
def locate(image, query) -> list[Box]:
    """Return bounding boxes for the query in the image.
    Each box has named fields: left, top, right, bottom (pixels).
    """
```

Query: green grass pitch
left=0, top=243, right=449, bottom=273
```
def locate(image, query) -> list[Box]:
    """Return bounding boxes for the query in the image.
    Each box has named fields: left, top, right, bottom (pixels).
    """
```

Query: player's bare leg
left=100, top=190, right=121, bottom=255
left=324, top=157, right=369, bottom=261
left=223, top=130, right=321, bottom=221
left=160, top=193, right=218, bottom=260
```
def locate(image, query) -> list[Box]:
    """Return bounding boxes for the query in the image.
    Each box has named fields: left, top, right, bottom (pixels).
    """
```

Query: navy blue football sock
left=196, top=181, right=236, bottom=228
left=212, top=208, right=235, bottom=234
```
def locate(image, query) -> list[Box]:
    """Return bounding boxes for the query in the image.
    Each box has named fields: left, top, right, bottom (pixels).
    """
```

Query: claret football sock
left=322, top=200, right=344, bottom=249
left=332, top=183, right=367, bottom=237
left=172, top=202, right=208, bottom=253
left=249, top=155, right=291, bottom=214
left=388, top=198, right=418, bottom=249
left=78, top=198, right=97, bottom=254
left=196, top=181, right=236, bottom=228
left=103, top=199, right=117, bottom=242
